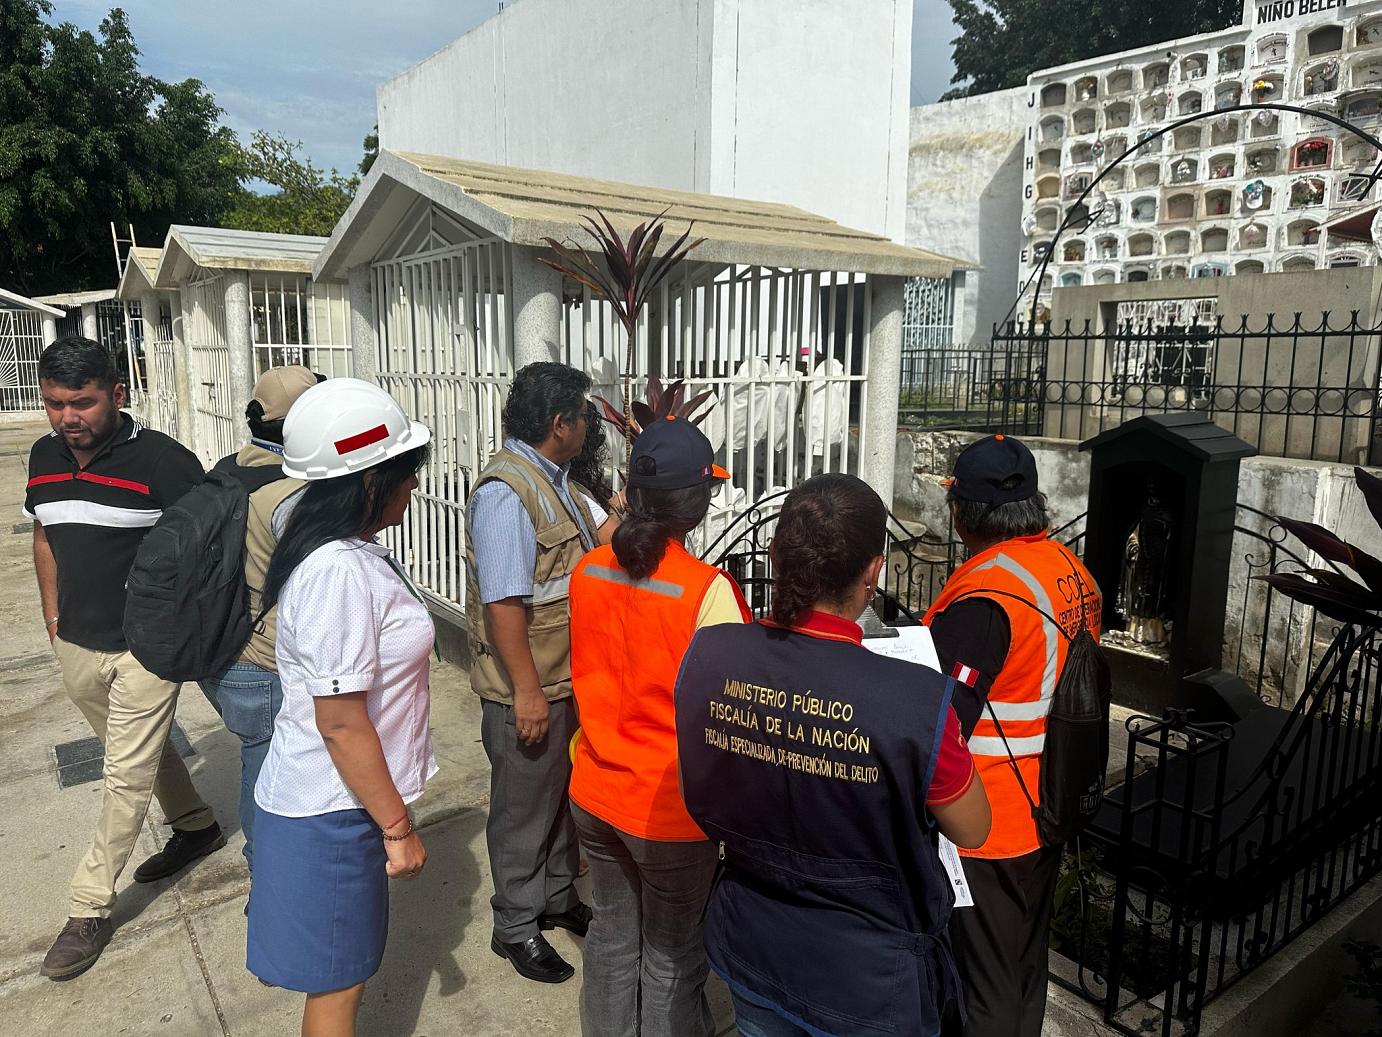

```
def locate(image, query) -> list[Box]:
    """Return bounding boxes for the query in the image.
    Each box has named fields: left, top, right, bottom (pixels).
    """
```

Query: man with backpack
left=195, top=366, right=319, bottom=876
left=25, top=338, right=223, bottom=980
left=924, top=434, right=1105, bottom=1037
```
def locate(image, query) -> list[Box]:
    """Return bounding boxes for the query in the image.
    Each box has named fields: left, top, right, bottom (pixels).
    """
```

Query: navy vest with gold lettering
left=674, top=620, right=964, bottom=1037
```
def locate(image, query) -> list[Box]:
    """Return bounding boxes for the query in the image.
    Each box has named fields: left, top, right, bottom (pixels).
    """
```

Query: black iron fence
left=1057, top=622, right=1382, bottom=1036
left=704, top=493, right=1382, bottom=1035
left=903, top=312, right=1382, bottom=465
left=700, top=493, right=1085, bottom=623
left=899, top=334, right=1047, bottom=436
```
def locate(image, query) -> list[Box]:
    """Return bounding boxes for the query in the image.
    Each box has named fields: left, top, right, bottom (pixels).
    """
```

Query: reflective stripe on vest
left=923, top=534, right=1102, bottom=859
left=973, top=552, right=1059, bottom=728
left=582, top=565, right=687, bottom=600
left=968, top=733, right=1047, bottom=756
left=569, top=543, right=734, bottom=841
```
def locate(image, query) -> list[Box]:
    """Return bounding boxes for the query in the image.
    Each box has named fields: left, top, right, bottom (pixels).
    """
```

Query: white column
left=348, top=265, right=376, bottom=383
left=223, top=272, right=255, bottom=444
left=80, top=303, right=98, bottom=341
left=168, top=292, right=196, bottom=451
left=861, top=275, right=906, bottom=512
left=510, top=246, right=563, bottom=370
left=41, top=316, right=57, bottom=346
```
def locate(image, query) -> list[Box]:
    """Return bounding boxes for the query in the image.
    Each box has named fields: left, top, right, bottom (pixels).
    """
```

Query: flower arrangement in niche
left=1253, top=78, right=1276, bottom=102
left=1291, top=179, right=1326, bottom=208
left=1243, top=179, right=1268, bottom=209
left=1296, top=140, right=1330, bottom=167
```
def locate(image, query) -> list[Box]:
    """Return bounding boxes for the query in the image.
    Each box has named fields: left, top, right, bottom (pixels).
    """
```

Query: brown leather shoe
left=40, top=917, right=113, bottom=980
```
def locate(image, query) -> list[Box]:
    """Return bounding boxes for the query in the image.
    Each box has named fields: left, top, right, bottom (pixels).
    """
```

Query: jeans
left=199, top=661, right=283, bottom=868
left=570, top=801, right=718, bottom=1037
left=730, top=994, right=810, bottom=1037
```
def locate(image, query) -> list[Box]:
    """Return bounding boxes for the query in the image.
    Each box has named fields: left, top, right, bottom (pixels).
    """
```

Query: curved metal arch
left=1012, top=102, right=1382, bottom=331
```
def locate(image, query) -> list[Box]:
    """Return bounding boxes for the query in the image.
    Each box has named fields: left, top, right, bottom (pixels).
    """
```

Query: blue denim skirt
left=246, top=807, right=388, bottom=992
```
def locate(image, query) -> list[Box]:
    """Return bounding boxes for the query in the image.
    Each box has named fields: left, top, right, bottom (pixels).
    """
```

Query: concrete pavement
left=0, top=414, right=736, bottom=1036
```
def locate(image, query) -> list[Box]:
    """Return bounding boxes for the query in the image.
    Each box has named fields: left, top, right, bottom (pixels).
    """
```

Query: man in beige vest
left=198, top=366, right=319, bottom=882
left=466, top=362, right=616, bottom=984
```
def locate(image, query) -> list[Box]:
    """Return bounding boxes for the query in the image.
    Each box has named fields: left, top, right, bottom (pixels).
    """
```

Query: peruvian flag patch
left=951, top=662, right=979, bottom=687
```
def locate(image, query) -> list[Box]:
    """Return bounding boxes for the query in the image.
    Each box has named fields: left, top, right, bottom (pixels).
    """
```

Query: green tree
left=220, top=131, right=359, bottom=237
left=0, top=1, right=243, bottom=295
left=360, top=124, right=379, bottom=177
left=942, top=0, right=1243, bottom=99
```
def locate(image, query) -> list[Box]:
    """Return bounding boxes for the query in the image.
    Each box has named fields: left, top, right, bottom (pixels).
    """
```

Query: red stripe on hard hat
left=334, top=423, right=390, bottom=455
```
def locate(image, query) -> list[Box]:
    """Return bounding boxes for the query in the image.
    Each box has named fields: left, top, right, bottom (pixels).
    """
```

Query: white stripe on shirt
left=32, top=499, right=162, bottom=529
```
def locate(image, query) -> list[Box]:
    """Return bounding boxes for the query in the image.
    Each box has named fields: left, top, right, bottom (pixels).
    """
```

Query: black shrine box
left=1080, top=414, right=1255, bottom=713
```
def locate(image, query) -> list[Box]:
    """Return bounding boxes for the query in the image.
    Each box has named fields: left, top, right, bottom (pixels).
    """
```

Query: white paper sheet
left=862, top=625, right=974, bottom=908
left=861, top=624, right=940, bottom=670
left=937, top=836, right=975, bottom=908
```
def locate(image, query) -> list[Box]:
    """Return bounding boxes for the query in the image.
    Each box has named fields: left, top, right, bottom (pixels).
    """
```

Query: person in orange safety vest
left=568, top=415, right=750, bottom=1037
left=924, top=434, right=1101, bottom=1037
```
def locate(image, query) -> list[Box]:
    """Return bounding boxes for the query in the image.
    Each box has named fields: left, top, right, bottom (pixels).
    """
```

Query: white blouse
left=255, top=538, right=438, bottom=818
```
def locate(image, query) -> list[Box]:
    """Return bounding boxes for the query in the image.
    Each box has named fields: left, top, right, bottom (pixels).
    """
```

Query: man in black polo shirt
left=26, top=338, right=224, bottom=980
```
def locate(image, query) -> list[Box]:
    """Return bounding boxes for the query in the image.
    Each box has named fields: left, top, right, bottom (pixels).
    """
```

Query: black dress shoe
left=491, top=933, right=575, bottom=983
left=41, top=916, right=113, bottom=979
left=133, top=822, right=226, bottom=883
left=541, top=902, right=592, bottom=938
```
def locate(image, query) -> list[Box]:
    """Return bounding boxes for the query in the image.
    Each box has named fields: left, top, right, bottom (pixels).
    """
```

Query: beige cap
left=252, top=366, right=319, bottom=421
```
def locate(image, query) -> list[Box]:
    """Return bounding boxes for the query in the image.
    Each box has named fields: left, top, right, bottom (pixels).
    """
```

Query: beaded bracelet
left=382, top=817, right=414, bottom=842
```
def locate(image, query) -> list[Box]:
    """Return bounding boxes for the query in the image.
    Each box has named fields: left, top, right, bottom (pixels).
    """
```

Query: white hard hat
left=281, top=378, right=431, bottom=481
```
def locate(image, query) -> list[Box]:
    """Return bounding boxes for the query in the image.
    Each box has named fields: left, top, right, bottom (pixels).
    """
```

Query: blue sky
left=52, top=1, right=960, bottom=179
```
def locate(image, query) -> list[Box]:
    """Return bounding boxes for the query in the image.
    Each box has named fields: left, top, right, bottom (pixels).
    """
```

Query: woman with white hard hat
left=245, top=377, right=434, bottom=1036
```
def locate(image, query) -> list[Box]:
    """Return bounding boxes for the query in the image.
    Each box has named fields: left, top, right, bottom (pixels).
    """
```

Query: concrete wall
left=1045, top=267, right=1382, bottom=461
left=896, top=426, right=1382, bottom=708
left=906, top=87, right=1027, bottom=345
left=377, top=0, right=912, bottom=239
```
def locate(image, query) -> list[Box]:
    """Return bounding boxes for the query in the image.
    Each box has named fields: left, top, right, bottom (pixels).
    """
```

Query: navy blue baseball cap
left=627, top=416, right=730, bottom=490
left=944, top=434, right=1039, bottom=504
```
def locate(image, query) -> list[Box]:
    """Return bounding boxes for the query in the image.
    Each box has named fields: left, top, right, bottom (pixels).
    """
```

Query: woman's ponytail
left=610, top=483, right=714, bottom=580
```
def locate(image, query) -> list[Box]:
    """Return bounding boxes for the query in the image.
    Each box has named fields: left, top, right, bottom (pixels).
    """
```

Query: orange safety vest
left=924, top=533, right=1101, bottom=860
left=569, top=541, right=749, bottom=841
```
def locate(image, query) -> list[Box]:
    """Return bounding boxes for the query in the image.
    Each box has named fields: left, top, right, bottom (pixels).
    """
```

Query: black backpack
left=124, top=461, right=285, bottom=683
left=957, top=551, right=1112, bottom=846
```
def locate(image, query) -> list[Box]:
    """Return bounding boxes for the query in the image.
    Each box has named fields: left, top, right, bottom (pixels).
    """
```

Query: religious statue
left=1117, top=483, right=1174, bottom=646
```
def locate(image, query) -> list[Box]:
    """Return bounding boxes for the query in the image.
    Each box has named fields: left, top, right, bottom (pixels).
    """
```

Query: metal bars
left=560, top=263, right=870, bottom=552
left=250, top=273, right=353, bottom=379
left=182, top=269, right=236, bottom=469
left=371, top=237, right=513, bottom=609
left=0, top=308, right=45, bottom=411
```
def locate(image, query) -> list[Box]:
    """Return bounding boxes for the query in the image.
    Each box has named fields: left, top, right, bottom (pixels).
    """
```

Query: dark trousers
left=949, top=845, right=1062, bottom=1037
left=571, top=802, right=718, bottom=1037
left=480, top=697, right=581, bottom=942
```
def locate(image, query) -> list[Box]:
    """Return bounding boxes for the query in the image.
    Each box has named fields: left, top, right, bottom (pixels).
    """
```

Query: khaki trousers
left=53, top=637, right=215, bottom=918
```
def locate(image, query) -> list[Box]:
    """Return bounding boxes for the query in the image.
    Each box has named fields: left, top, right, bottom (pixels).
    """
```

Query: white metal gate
left=0, top=308, right=44, bottom=411
left=562, top=264, right=869, bottom=550
left=250, top=273, right=353, bottom=379
left=372, top=235, right=513, bottom=608
left=183, top=269, right=237, bottom=468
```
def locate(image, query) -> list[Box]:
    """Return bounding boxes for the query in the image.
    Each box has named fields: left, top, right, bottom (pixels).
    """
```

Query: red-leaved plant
left=540, top=210, right=704, bottom=454
left=1259, top=466, right=1382, bottom=628
left=594, top=376, right=716, bottom=442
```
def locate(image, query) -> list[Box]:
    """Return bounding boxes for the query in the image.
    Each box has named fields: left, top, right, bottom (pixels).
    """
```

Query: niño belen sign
left=1253, top=0, right=1345, bottom=27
